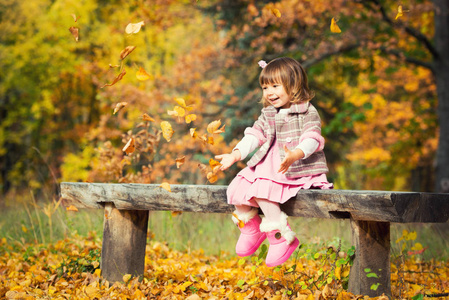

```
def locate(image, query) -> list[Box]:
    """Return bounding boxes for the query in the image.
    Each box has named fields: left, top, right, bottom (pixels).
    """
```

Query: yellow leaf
left=120, top=46, right=136, bottom=60
left=207, top=172, right=218, bottom=183
left=175, top=106, right=185, bottom=117
left=190, top=128, right=198, bottom=138
left=206, top=120, right=220, bottom=134
left=21, top=224, right=28, bottom=233
left=142, top=113, right=155, bottom=122
left=136, top=67, right=151, bottom=81
left=66, top=205, right=79, bottom=212
left=122, top=138, right=135, bottom=155
left=330, top=17, right=341, bottom=33
left=123, top=274, right=132, bottom=282
left=113, top=102, right=128, bottom=114
left=125, top=21, right=145, bottom=34
left=335, top=266, right=341, bottom=280
left=175, top=156, right=185, bottom=168
left=185, top=114, right=197, bottom=124
left=175, top=97, right=194, bottom=110
left=160, top=182, right=171, bottom=192
left=71, top=14, right=80, bottom=22
left=92, top=261, right=100, bottom=268
left=395, top=5, right=409, bottom=20
left=271, top=8, right=281, bottom=18
left=160, top=121, right=174, bottom=142
left=406, top=231, right=417, bottom=241
left=209, top=158, right=222, bottom=171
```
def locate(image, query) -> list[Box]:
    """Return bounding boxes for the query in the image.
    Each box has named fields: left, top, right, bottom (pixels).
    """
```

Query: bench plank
left=61, top=182, right=449, bottom=223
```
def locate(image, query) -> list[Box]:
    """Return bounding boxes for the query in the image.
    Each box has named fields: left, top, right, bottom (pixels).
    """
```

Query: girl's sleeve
left=295, top=139, right=319, bottom=159
left=299, top=110, right=325, bottom=151
left=242, top=111, right=268, bottom=146
left=233, top=135, right=259, bottom=160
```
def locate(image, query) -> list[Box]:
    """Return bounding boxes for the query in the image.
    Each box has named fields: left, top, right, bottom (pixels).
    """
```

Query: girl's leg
left=234, top=204, right=252, bottom=214
left=254, top=197, right=299, bottom=267
left=254, top=198, right=282, bottom=222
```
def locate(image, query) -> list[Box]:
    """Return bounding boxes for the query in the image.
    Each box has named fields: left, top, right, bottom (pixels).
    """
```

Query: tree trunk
left=434, top=0, right=449, bottom=193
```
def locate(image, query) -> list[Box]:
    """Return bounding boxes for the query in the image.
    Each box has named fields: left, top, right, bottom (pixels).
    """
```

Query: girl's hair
left=259, top=57, right=314, bottom=107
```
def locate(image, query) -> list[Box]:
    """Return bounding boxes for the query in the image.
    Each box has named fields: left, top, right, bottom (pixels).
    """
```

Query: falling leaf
left=120, top=46, right=136, bottom=60
left=171, top=211, right=182, bottom=217
left=142, top=113, right=155, bottom=122
left=395, top=5, right=409, bottom=20
left=160, top=121, right=174, bottom=142
left=190, top=128, right=198, bottom=138
left=66, top=205, right=79, bottom=212
left=209, top=158, right=222, bottom=170
left=232, top=213, right=245, bottom=228
left=101, top=70, right=126, bottom=88
left=69, top=26, right=79, bottom=41
left=125, top=21, right=145, bottom=34
left=198, top=163, right=208, bottom=174
left=113, top=102, right=128, bottom=114
left=271, top=8, right=281, bottom=18
left=122, top=138, right=135, bottom=155
left=160, top=182, right=171, bottom=192
left=330, top=18, right=341, bottom=33
left=71, top=14, right=80, bottom=22
left=123, top=274, right=132, bottom=283
left=136, top=67, right=151, bottom=81
left=175, top=97, right=194, bottom=110
left=207, top=172, right=218, bottom=183
left=207, top=120, right=225, bottom=134
left=175, top=156, right=185, bottom=168
left=167, top=106, right=186, bottom=118
left=185, top=114, right=197, bottom=124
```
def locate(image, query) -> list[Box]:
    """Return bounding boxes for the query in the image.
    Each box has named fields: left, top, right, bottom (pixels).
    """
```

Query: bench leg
left=101, top=203, right=149, bottom=282
left=348, top=218, right=391, bottom=298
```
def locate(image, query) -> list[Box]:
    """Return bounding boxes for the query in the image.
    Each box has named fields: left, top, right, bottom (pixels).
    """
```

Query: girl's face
left=262, top=82, right=292, bottom=109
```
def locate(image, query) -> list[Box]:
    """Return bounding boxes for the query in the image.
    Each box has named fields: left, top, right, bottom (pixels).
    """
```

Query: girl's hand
left=215, top=150, right=242, bottom=171
left=278, top=145, right=304, bottom=174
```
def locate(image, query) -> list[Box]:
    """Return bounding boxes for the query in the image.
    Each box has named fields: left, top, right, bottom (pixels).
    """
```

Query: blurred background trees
left=0, top=0, right=447, bottom=204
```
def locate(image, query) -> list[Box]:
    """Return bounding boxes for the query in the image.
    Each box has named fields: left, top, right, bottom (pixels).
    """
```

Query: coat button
left=284, top=117, right=289, bottom=122
left=275, top=232, right=282, bottom=239
left=286, top=137, right=292, bottom=143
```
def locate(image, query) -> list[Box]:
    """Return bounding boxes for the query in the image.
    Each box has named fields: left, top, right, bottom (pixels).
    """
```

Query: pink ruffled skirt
left=227, top=139, right=333, bottom=207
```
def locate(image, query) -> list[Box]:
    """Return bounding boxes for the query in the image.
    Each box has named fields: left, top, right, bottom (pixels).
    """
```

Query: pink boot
left=260, top=212, right=300, bottom=267
left=232, top=208, right=267, bottom=257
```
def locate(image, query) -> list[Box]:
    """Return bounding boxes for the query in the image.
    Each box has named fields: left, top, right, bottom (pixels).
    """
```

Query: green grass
left=1, top=199, right=448, bottom=261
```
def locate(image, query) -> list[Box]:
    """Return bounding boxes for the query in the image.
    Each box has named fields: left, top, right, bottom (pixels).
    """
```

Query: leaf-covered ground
left=1, top=234, right=448, bottom=300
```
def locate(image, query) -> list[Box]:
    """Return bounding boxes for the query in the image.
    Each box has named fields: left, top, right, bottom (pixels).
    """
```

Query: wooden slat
left=60, top=182, right=449, bottom=223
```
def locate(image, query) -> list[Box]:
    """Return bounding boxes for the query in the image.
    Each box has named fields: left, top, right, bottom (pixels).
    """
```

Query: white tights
left=235, top=197, right=282, bottom=222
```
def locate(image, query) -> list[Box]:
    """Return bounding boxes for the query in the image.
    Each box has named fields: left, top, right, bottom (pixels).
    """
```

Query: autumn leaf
left=330, top=18, right=341, bottom=33
left=122, top=138, right=135, bottom=155
left=171, top=211, right=182, bottom=217
left=120, top=46, right=136, bottom=60
left=190, top=128, right=198, bottom=138
left=207, top=120, right=225, bottom=134
left=175, top=97, right=194, bottom=110
left=207, top=172, right=218, bottom=183
left=160, top=182, right=171, bottom=192
left=101, top=70, right=126, bottom=88
left=209, top=158, right=222, bottom=171
left=160, top=121, right=174, bottom=142
left=185, top=114, right=197, bottom=124
left=271, top=8, right=281, bottom=18
left=198, top=163, right=207, bottom=174
left=175, top=156, right=185, bottom=168
left=123, top=274, right=132, bottom=283
left=125, top=21, right=145, bottom=34
left=113, top=102, right=128, bottom=114
left=66, top=205, right=79, bottom=212
left=71, top=14, right=80, bottom=22
left=136, top=67, right=151, bottom=81
left=167, top=106, right=186, bottom=118
left=395, top=5, right=409, bottom=20
left=69, top=26, right=79, bottom=41
left=109, top=64, right=120, bottom=68
left=142, top=113, right=155, bottom=122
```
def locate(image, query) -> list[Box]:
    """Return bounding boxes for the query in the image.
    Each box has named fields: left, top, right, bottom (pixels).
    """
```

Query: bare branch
left=302, top=43, right=360, bottom=68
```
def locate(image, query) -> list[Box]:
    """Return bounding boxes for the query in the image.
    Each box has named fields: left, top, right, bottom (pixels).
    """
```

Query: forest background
left=1, top=0, right=449, bottom=255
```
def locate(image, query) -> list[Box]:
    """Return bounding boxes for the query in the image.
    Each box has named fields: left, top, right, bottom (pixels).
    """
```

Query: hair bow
left=258, top=60, right=267, bottom=69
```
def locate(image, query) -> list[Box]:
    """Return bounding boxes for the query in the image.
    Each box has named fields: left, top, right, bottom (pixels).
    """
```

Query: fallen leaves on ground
left=1, top=236, right=448, bottom=299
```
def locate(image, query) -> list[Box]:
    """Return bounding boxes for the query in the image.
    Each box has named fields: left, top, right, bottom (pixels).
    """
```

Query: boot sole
left=266, top=238, right=300, bottom=267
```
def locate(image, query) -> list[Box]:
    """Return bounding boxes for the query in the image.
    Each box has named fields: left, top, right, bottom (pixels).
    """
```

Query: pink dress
left=227, top=138, right=333, bottom=207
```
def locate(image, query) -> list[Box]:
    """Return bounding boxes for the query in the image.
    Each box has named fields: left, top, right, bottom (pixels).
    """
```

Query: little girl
left=215, top=57, right=333, bottom=267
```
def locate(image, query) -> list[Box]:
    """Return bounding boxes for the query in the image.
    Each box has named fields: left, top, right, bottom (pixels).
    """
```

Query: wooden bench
left=60, top=182, right=449, bottom=297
